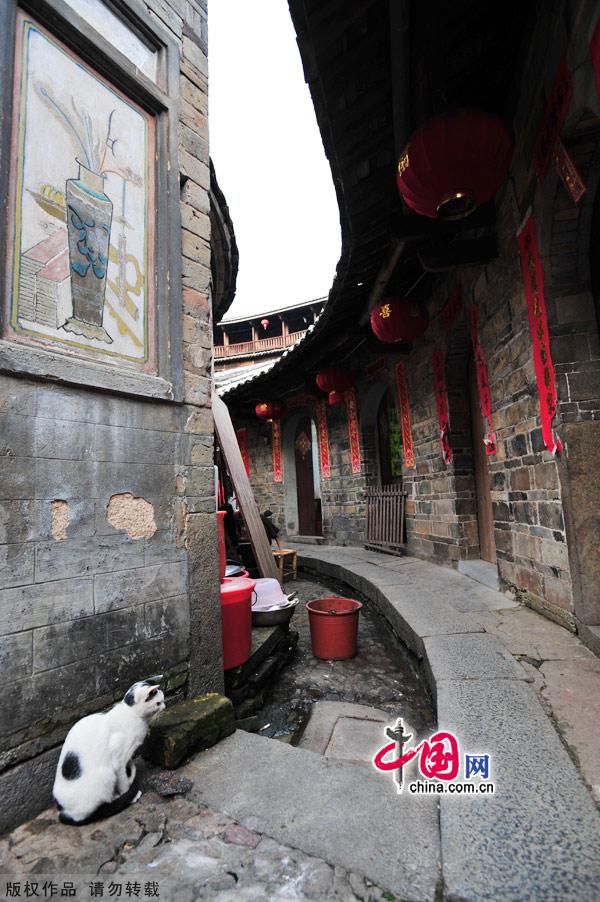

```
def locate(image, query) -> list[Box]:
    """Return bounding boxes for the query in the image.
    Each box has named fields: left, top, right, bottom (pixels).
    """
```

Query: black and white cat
left=53, top=676, right=165, bottom=826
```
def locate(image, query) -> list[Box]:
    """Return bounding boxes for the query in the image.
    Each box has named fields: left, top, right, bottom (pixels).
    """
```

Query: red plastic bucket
left=306, top=596, right=363, bottom=660
left=220, top=577, right=256, bottom=669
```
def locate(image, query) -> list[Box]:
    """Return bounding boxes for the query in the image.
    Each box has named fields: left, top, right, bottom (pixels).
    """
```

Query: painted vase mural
left=64, top=161, right=113, bottom=343
left=6, top=14, right=156, bottom=369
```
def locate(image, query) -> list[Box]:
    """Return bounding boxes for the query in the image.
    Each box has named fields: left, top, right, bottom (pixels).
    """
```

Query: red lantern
left=255, top=402, right=281, bottom=421
left=315, top=368, right=354, bottom=405
left=396, top=110, right=513, bottom=220
left=370, top=297, right=429, bottom=344
left=261, top=318, right=270, bottom=330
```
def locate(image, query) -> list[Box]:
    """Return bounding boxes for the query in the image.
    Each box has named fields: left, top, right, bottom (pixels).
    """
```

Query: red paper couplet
left=533, top=55, right=573, bottom=183
left=395, top=362, right=415, bottom=469
left=236, top=428, right=250, bottom=477
left=553, top=137, right=587, bottom=203
left=517, top=214, right=563, bottom=455
left=314, top=399, right=331, bottom=479
left=440, top=285, right=463, bottom=332
left=272, top=419, right=283, bottom=483
left=469, top=305, right=497, bottom=456
left=345, top=387, right=362, bottom=475
left=432, top=351, right=452, bottom=465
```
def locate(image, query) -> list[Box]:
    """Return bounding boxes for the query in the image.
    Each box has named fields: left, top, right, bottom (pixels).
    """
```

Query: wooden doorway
left=294, top=417, right=322, bottom=536
left=469, top=359, right=496, bottom=563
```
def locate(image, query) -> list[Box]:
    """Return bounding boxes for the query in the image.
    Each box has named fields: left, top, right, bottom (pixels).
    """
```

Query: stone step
left=183, top=729, right=440, bottom=901
left=457, top=558, right=501, bottom=590
left=142, top=693, right=235, bottom=769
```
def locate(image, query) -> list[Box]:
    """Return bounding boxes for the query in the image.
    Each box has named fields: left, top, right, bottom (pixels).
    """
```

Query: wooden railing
left=214, top=330, right=307, bottom=358
left=365, top=485, right=407, bottom=553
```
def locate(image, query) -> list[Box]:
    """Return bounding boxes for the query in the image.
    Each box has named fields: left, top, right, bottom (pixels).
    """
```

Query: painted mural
left=5, top=12, right=156, bottom=370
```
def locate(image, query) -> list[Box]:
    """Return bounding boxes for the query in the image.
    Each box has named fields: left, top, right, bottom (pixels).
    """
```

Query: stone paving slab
left=474, top=605, right=593, bottom=660
left=185, top=730, right=441, bottom=901
left=424, top=633, right=527, bottom=699
left=291, top=543, right=600, bottom=900
left=0, top=783, right=396, bottom=900
left=539, top=655, right=600, bottom=804
left=298, top=701, right=415, bottom=764
left=438, top=679, right=600, bottom=902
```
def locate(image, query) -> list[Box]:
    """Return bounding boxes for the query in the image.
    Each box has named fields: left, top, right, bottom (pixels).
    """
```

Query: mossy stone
left=142, top=693, right=235, bottom=769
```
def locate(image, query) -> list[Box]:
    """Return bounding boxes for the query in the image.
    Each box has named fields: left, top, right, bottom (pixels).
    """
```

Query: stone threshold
left=288, top=542, right=600, bottom=902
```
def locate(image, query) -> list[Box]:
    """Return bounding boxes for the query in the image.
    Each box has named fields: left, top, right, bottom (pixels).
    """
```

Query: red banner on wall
left=272, top=419, right=283, bottom=483
left=432, top=350, right=452, bottom=465
left=236, top=428, right=250, bottom=477
left=345, top=387, right=362, bottom=475
left=517, top=213, right=563, bottom=455
left=395, top=362, right=415, bottom=469
left=314, top=399, right=331, bottom=479
left=469, top=305, right=497, bottom=456
left=533, top=55, right=573, bottom=182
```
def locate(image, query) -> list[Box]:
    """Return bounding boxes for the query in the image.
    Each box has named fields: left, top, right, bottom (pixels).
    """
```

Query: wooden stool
left=273, top=548, right=298, bottom=581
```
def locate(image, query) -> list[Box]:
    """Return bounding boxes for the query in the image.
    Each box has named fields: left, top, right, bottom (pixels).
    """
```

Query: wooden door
left=469, top=360, right=496, bottom=563
left=295, top=417, right=317, bottom=535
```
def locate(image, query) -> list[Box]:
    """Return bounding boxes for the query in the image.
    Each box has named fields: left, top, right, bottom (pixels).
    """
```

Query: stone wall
left=230, top=0, right=600, bottom=643
left=0, top=0, right=221, bottom=833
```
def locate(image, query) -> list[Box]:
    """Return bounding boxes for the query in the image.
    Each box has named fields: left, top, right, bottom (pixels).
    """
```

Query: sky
left=208, top=0, right=341, bottom=322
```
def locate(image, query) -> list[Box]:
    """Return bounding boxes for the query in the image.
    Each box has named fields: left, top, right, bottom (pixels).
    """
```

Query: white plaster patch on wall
left=51, top=499, right=69, bottom=541
left=106, top=492, right=156, bottom=540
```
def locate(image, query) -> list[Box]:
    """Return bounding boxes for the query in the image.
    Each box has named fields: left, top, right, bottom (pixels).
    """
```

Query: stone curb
left=293, top=544, right=600, bottom=902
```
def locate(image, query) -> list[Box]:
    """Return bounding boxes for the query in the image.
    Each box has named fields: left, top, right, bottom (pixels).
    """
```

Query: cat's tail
left=57, top=778, right=141, bottom=827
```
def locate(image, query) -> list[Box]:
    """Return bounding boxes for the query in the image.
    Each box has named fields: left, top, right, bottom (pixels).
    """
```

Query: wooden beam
left=359, top=239, right=407, bottom=325
left=212, top=391, right=280, bottom=582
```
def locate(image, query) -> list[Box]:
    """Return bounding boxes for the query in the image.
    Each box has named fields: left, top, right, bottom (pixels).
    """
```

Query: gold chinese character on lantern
left=398, top=152, right=410, bottom=175
left=380, top=303, right=392, bottom=319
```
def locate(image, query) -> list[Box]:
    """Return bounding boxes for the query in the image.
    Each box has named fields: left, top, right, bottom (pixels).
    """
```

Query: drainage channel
left=254, top=571, right=435, bottom=744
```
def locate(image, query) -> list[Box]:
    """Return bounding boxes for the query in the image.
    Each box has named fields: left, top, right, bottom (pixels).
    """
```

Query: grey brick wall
left=0, top=0, right=221, bottom=832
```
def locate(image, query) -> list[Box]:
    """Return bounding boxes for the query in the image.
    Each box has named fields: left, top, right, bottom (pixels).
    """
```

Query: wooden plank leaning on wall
left=213, top=391, right=281, bottom=582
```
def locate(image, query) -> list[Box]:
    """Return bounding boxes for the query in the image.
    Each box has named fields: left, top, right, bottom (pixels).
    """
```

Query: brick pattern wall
left=319, top=401, right=366, bottom=546
left=0, top=0, right=219, bottom=829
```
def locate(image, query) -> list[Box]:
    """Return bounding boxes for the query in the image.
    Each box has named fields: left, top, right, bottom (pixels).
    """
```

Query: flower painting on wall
left=4, top=10, right=156, bottom=371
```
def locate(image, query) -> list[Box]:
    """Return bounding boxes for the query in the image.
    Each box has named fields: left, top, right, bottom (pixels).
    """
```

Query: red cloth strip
left=517, top=214, right=562, bottom=455
left=395, top=362, right=416, bottom=469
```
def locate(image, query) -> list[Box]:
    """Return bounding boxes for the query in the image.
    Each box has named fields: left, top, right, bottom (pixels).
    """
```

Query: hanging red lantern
left=255, top=402, right=281, bottom=421
left=370, top=297, right=429, bottom=344
left=261, top=318, right=270, bottom=330
left=396, top=110, right=513, bottom=220
left=315, top=368, right=354, bottom=405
